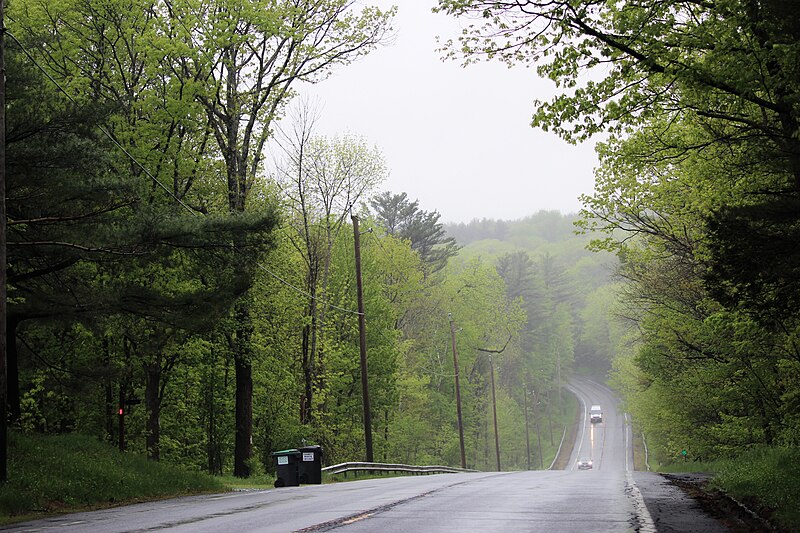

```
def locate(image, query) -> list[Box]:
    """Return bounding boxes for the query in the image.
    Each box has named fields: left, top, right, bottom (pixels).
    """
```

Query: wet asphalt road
left=5, top=379, right=731, bottom=532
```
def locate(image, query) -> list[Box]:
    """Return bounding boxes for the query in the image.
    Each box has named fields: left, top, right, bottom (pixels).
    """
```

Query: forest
left=4, top=0, right=800, bottom=487
left=1, top=0, right=619, bottom=479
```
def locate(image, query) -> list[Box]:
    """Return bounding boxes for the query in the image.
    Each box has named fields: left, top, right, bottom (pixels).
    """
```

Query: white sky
left=299, top=0, right=599, bottom=224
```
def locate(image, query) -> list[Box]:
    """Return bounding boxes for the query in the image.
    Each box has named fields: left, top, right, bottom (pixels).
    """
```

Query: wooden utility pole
left=0, top=0, right=8, bottom=483
left=448, top=314, right=466, bottom=469
left=557, top=349, right=562, bottom=411
left=489, top=354, right=501, bottom=471
left=351, top=215, right=373, bottom=462
left=477, top=337, right=511, bottom=473
left=533, top=388, right=544, bottom=469
left=523, top=383, right=531, bottom=470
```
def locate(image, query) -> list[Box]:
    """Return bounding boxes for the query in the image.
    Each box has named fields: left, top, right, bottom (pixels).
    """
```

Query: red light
left=119, top=408, right=124, bottom=415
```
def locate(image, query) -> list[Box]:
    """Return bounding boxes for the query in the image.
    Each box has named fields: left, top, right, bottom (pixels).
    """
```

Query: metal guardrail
left=321, top=461, right=478, bottom=477
left=548, top=425, right=568, bottom=470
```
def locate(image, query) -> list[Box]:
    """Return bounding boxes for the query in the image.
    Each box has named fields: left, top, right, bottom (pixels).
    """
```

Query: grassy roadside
left=631, top=430, right=648, bottom=471
left=547, top=392, right=580, bottom=470
left=0, top=432, right=230, bottom=524
left=654, top=447, right=800, bottom=531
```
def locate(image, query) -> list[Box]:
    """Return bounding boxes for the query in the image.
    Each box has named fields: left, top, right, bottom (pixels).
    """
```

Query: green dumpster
left=271, top=449, right=301, bottom=487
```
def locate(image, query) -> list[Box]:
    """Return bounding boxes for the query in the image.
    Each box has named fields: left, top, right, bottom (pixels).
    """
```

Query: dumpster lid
left=271, top=448, right=300, bottom=456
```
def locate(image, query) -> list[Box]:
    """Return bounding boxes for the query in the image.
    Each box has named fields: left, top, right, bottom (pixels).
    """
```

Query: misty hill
left=445, top=210, right=620, bottom=372
left=445, top=210, right=615, bottom=294
left=446, top=210, right=577, bottom=248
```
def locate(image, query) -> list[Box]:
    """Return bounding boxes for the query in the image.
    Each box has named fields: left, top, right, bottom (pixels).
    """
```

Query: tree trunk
left=301, top=295, right=317, bottom=425
left=6, top=317, right=19, bottom=423
left=104, top=337, right=114, bottom=443
left=144, top=360, right=161, bottom=461
left=118, top=382, right=127, bottom=452
left=233, top=300, right=253, bottom=478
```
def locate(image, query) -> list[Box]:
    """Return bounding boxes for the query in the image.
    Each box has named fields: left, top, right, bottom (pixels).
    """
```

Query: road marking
left=341, top=513, right=373, bottom=525
left=627, top=472, right=657, bottom=532
left=624, top=413, right=630, bottom=472
left=568, top=385, right=588, bottom=471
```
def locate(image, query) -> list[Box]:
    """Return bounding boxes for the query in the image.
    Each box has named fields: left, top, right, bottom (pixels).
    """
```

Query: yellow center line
left=341, top=513, right=373, bottom=525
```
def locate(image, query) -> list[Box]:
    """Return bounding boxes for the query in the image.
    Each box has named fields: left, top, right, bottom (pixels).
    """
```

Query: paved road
left=6, top=378, right=731, bottom=532
left=568, top=378, right=728, bottom=533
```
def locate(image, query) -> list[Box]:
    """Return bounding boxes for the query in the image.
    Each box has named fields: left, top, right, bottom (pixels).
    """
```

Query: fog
left=298, top=0, right=599, bottom=223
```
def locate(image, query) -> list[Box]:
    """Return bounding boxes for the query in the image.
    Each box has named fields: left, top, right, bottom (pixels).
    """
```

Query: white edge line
left=566, top=384, right=588, bottom=471
left=627, top=471, right=657, bottom=532
left=624, top=411, right=656, bottom=532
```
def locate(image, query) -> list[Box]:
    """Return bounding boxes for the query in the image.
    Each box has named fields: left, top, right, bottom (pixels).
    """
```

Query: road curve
left=7, top=378, right=733, bottom=532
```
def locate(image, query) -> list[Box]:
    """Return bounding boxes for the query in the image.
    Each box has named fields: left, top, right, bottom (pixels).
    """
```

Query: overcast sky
left=298, top=0, right=599, bottom=224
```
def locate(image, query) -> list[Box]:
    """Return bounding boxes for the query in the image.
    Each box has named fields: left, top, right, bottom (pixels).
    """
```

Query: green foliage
left=713, top=447, right=800, bottom=530
left=369, top=192, right=461, bottom=273
left=6, top=0, right=620, bottom=501
left=0, top=432, right=224, bottom=519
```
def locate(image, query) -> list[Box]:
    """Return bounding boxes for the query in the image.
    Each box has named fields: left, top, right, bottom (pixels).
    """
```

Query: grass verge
left=217, top=473, right=276, bottom=491
left=0, top=431, right=226, bottom=524
left=548, top=392, right=579, bottom=470
left=711, top=447, right=800, bottom=531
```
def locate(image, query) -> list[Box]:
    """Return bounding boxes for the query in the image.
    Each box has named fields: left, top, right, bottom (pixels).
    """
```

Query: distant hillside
left=445, top=210, right=579, bottom=248
left=445, top=211, right=615, bottom=290
left=445, top=210, right=620, bottom=372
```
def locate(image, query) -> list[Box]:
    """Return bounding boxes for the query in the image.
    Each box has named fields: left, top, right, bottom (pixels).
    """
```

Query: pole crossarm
left=476, top=334, right=513, bottom=354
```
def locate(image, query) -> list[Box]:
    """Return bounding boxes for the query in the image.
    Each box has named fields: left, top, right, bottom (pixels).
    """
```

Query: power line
left=5, top=28, right=361, bottom=316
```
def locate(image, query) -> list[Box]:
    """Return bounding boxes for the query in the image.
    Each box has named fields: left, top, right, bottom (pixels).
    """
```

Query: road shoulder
left=633, top=472, right=771, bottom=532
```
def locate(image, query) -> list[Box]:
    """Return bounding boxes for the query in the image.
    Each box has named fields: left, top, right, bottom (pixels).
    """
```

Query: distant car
left=577, top=457, right=593, bottom=470
left=590, top=405, right=603, bottom=423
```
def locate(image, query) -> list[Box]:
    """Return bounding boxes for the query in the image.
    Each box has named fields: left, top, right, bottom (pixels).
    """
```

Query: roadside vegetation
left=4, top=0, right=602, bottom=495
left=4, top=0, right=610, bottom=502
left=0, top=432, right=226, bottom=523
left=6, top=0, right=798, bottom=529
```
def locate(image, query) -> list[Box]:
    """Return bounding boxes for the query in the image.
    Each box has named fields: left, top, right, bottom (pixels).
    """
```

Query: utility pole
left=448, top=313, right=466, bottom=469
left=477, top=337, right=511, bottom=473
left=488, top=354, right=501, bottom=472
left=533, top=387, right=544, bottom=469
left=351, top=215, right=373, bottom=462
left=0, top=0, right=8, bottom=482
left=523, top=382, right=531, bottom=470
left=556, top=348, right=563, bottom=412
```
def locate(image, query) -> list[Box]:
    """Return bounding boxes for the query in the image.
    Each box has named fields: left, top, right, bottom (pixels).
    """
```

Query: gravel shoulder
left=635, top=472, right=775, bottom=532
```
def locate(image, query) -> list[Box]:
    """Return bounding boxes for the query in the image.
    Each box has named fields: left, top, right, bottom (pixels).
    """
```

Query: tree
left=274, top=111, right=388, bottom=425
left=436, top=0, right=800, bottom=458
left=8, top=0, right=279, bottom=470
left=579, top=113, right=800, bottom=454
left=436, top=0, right=800, bottom=156
left=164, top=0, right=394, bottom=477
left=370, top=192, right=460, bottom=273
left=439, top=0, right=800, bottom=312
